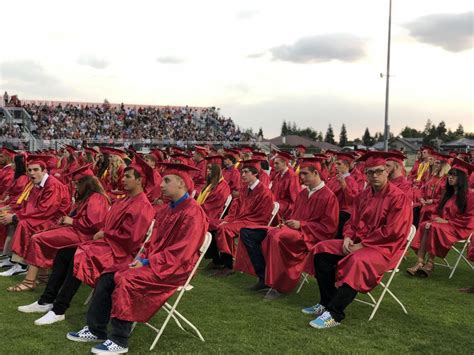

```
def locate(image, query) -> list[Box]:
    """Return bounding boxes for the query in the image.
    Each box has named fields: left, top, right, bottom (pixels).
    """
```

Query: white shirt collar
left=38, top=173, right=49, bottom=188
left=341, top=172, right=350, bottom=178
left=249, top=179, right=260, bottom=190
left=307, top=181, right=325, bottom=198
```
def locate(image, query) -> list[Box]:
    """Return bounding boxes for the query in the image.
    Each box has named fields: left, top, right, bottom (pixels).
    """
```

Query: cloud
left=247, top=52, right=266, bottom=59
left=77, top=55, right=109, bottom=69
left=404, top=12, right=473, bottom=52
left=236, top=10, right=259, bottom=20
left=0, top=60, right=77, bottom=97
left=270, top=34, right=366, bottom=64
left=156, top=56, right=185, bottom=64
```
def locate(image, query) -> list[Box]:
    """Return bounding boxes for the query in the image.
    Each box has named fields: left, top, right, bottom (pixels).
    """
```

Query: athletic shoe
left=18, top=301, right=53, bottom=314
left=301, top=303, right=326, bottom=316
left=0, top=263, right=27, bottom=276
left=0, top=259, right=14, bottom=268
left=91, top=339, right=128, bottom=354
left=34, top=311, right=65, bottom=325
left=309, top=311, right=341, bottom=329
left=67, top=326, right=105, bottom=343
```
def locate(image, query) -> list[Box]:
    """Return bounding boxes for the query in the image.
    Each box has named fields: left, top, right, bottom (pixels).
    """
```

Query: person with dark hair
left=209, top=160, right=274, bottom=276
left=0, top=155, right=70, bottom=277
left=408, top=158, right=474, bottom=277
left=196, top=156, right=230, bottom=230
left=0, top=148, right=16, bottom=192
left=16, top=161, right=154, bottom=326
left=9, top=166, right=109, bottom=293
left=192, top=146, right=208, bottom=194
left=304, top=151, right=412, bottom=329
left=222, top=152, right=241, bottom=196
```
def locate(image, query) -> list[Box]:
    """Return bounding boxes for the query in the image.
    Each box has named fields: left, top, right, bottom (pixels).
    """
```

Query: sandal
left=36, top=274, right=49, bottom=286
left=406, top=262, right=424, bottom=276
left=7, top=278, right=36, bottom=292
left=418, top=261, right=434, bottom=277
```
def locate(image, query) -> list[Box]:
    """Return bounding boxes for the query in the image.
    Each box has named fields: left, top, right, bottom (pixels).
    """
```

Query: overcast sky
left=1, top=0, right=472, bottom=140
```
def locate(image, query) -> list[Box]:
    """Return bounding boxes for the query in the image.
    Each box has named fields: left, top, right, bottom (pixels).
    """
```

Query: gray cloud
left=156, top=56, right=185, bottom=64
left=236, top=10, right=259, bottom=20
left=247, top=52, right=266, bottom=59
left=0, top=60, right=77, bottom=97
left=270, top=34, right=366, bottom=63
left=77, top=55, right=109, bottom=69
left=404, top=12, right=473, bottom=52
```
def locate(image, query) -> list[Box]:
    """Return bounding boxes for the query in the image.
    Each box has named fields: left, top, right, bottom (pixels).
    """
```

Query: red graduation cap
left=356, top=151, right=388, bottom=169
left=129, top=154, right=156, bottom=188
left=252, top=151, right=267, bottom=160
left=430, top=152, right=451, bottom=163
left=194, top=146, right=208, bottom=157
left=205, top=155, right=224, bottom=165
left=274, top=151, right=294, bottom=163
left=451, top=158, right=474, bottom=175
left=240, top=146, right=253, bottom=154
left=159, top=163, right=200, bottom=192
left=100, top=147, right=127, bottom=158
left=27, top=154, right=56, bottom=170
left=295, top=145, right=307, bottom=153
left=63, top=144, right=77, bottom=154
left=84, top=147, right=98, bottom=157
left=66, top=164, right=95, bottom=181
left=170, top=152, right=193, bottom=165
left=420, top=145, right=435, bottom=153
left=313, top=153, right=330, bottom=160
left=383, top=151, right=406, bottom=165
left=1, top=147, right=17, bottom=159
left=241, top=158, right=264, bottom=169
left=334, top=152, right=355, bottom=164
left=298, top=157, right=324, bottom=172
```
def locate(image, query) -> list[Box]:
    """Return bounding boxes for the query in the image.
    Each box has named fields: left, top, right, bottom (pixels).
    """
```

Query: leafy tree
left=339, top=124, right=348, bottom=147
left=362, top=127, right=374, bottom=146
left=324, top=124, right=336, bottom=145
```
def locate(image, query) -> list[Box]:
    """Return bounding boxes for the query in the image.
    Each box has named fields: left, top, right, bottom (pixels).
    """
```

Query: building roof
left=264, top=135, right=341, bottom=151
left=440, top=138, right=474, bottom=148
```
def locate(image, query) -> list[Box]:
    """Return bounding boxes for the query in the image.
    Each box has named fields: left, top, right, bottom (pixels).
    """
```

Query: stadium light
left=383, top=0, right=392, bottom=152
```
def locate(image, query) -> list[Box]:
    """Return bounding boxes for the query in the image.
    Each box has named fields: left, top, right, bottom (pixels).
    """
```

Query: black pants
left=205, top=230, right=233, bottom=269
left=240, top=228, right=267, bottom=281
left=314, top=252, right=357, bottom=322
left=413, top=206, right=421, bottom=228
left=87, top=272, right=132, bottom=348
left=38, top=248, right=82, bottom=315
left=336, top=211, right=351, bottom=239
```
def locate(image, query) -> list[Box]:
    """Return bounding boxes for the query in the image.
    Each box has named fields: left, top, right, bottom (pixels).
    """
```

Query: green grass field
left=0, top=252, right=472, bottom=354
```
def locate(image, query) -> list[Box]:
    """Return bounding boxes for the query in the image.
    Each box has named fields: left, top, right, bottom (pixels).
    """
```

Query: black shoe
left=248, top=280, right=270, bottom=292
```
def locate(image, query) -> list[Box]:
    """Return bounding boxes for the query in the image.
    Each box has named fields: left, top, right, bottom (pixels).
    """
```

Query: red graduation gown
left=390, top=175, right=414, bottom=201
left=259, top=169, right=271, bottom=188
left=222, top=166, right=241, bottom=193
left=110, top=197, right=208, bottom=322
left=270, top=169, right=301, bottom=220
left=12, top=175, right=71, bottom=258
left=23, top=193, right=109, bottom=268
left=314, top=182, right=412, bottom=292
left=215, top=181, right=274, bottom=256
left=235, top=185, right=339, bottom=293
left=326, top=174, right=359, bottom=213
left=0, top=164, right=14, bottom=193
left=193, top=159, right=207, bottom=194
left=145, top=170, right=162, bottom=203
left=412, top=191, right=474, bottom=258
left=201, top=179, right=231, bottom=231
left=417, top=176, right=446, bottom=224
left=73, top=192, right=154, bottom=287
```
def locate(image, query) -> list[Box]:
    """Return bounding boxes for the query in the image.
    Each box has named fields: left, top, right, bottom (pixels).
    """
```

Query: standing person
left=66, top=163, right=208, bottom=354
left=3, top=91, right=9, bottom=106
left=303, top=151, right=412, bottom=329
left=407, top=159, right=474, bottom=277
left=16, top=160, right=154, bottom=325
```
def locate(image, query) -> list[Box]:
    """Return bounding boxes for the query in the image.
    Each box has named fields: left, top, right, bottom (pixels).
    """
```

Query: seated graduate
left=236, top=157, right=339, bottom=300
left=407, top=158, right=474, bottom=277
left=7, top=165, right=109, bottom=292
left=66, top=163, right=208, bottom=355
left=207, top=161, right=274, bottom=276
left=16, top=159, right=154, bottom=325
left=0, top=155, right=70, bottom=277
left=384, top=151, right=414, bottom=201
left=303, top=151, right=412, bottom=329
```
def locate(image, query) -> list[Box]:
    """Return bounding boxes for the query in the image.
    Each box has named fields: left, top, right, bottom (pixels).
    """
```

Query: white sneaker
left=18, top=301, right=53, bottom=313
left=0, top=259, right=14, bottom=268
left=0, top=263, right=27, bottom=276
left=34, top=311, right=65, bottom=325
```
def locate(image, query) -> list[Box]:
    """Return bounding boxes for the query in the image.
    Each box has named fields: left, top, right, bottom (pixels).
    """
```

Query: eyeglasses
left=241, top=169, right=251, bottom=174
left=447, top=171, right=457, bottom=177
left=365, top=168, right=385, bottom=177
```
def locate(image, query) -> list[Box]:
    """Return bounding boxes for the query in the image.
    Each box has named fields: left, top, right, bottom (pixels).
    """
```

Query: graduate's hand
left=349, top=243, right=363, bottom=253
left=286, top=220, right=301, bottom=230
left=425, top=222, right=431, bottom=230
left=129, top=260, right=143, bottom=269
left=336, top=174, right=347, bottom=189
left=0, top=213, right=14, bottom=225
left=153, top=198, right=163, bottom=205
left=60, top=216, right=73, bottom=225
left=433, top=217, right=448, bottom=224
left=93, top=231, right=105, bottom=240
left=342, top=238, right=354, bottom=255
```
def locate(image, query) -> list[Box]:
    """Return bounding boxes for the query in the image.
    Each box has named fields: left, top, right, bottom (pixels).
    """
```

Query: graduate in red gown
left=196, top=156, right=231, bottom=230
left=134, top=153, right=162, bottom=203
left=6, top=165, right=110, bottom=292
left=98, top=147, right=127, bottom=201
left=208, top=162, right=274, bottom=276
left=66, top=163, right=208, bottom=353
left=222, top=153, right=241, bottom=195
left=326, top=152, right=360, bottom=239
left=0, top=155, right=70, bottom=277
left=408, top=159, right=474, bottom=277
left=270, top=152, right=301, bottom=220
left=236, top=157, right=339, bottom=298
left=304, top=151, right=412, bottom=328
left=191, top=146, right=209, bottom=194
left=0, top=147, right=15, bottom=192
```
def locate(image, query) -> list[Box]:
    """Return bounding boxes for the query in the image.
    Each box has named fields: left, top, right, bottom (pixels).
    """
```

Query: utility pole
left=383, top=0, right=392, bottom=152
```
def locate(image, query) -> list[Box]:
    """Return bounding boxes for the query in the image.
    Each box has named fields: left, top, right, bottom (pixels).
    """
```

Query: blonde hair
left=437, top=162, right=451, bottom=178
left=109, top=155, right=125, bottom=183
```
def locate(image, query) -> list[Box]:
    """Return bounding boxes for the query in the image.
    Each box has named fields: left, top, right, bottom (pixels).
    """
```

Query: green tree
left=339, top=124, right=348, bottom=147
left=362, top=127, right=373, bottom=146
left=324, top=124, right=336, bottom=145
left=281, top=121, right=289, bottom=136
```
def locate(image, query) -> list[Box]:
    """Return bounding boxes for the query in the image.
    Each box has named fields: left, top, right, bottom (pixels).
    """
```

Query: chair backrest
left=267, top=201, right=280, bottom=226
left=219, top=195, right=233, bottom=219
left=134, top=219, right=156, bottom=260
left=181, top=232, right=212, bottom=288
left=391, top=225, right=416, bottom=271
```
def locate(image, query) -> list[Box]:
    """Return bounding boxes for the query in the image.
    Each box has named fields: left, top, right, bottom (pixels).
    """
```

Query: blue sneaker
left=66, top=326, right=105, bottom=343
left=309, top=311, right=341, bottom=329
left=91, top=339, right=129, bottom=354
left=301, top=303, right=326, bottom=316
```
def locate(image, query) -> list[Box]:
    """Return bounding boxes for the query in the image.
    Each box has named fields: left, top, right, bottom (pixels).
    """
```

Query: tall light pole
left=383, top=0, right=392, bottom=152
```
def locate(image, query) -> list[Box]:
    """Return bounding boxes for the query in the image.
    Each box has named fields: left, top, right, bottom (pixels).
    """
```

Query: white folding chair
left=355, top=225, right=416, bottom=321
left=83, top=219, right=156, bottom=305
left=219, top=195, right=232, bottom=219
left=296, top=272, right=310, bottom=294
left=141, top=232, right=212, bottom=351
left=268, top=202, right=279, bottom=226
left=447, top=234, right=473, bottom=279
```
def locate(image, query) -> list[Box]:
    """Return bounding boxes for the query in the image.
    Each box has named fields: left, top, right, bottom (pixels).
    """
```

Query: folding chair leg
left=448, top=242, right=472, bottom=279
left=84, top=289, right=94, bottom=305
left=296, top=273, right=309, bottom=294
left=163, top=303, right=205, bottom=342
